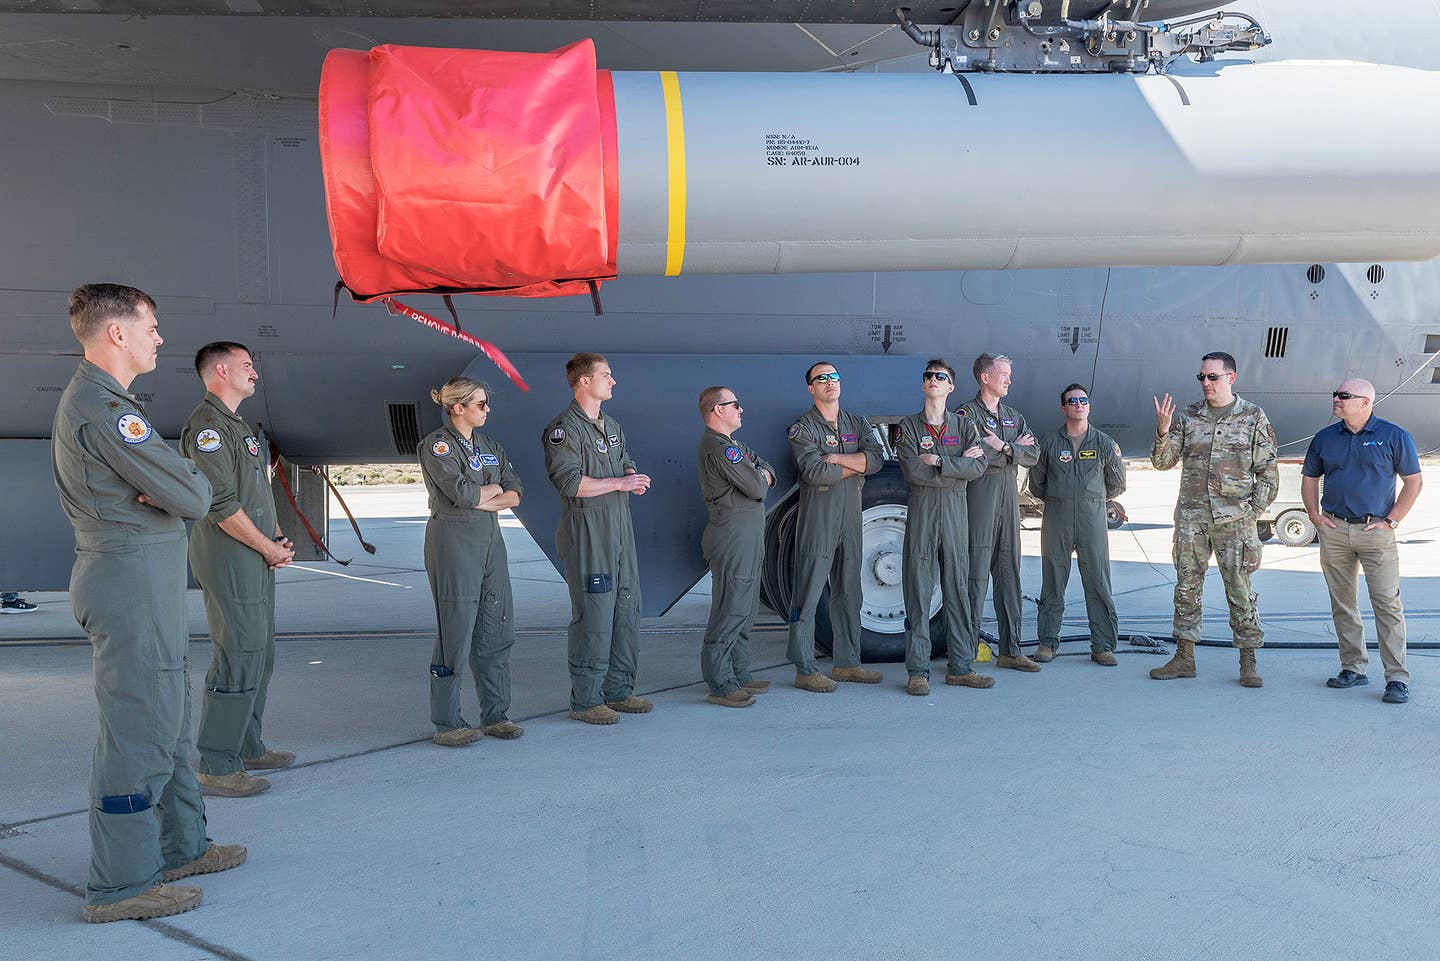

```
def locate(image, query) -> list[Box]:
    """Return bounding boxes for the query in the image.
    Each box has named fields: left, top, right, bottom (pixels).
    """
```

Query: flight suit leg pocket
left=586, top=573, right=614, bottom=594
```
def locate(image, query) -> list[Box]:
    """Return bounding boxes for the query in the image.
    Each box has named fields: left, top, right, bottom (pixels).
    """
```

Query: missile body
left=319, top=44, right=1440, bottom=299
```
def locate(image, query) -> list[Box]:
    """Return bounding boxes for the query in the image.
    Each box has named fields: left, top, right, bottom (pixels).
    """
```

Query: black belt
left=1327, top=512, right=1383, bottom=525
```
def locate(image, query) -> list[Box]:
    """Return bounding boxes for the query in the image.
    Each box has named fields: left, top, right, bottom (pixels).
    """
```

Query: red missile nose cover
left=318, top=41, right=618, bottom=301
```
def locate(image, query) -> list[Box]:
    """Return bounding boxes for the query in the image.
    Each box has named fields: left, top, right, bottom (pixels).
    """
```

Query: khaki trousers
left=1318, top=518, right=1409, bottom=682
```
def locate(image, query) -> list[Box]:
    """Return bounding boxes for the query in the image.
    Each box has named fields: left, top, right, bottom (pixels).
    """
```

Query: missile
left=319, top=41, right=1440, bottom=301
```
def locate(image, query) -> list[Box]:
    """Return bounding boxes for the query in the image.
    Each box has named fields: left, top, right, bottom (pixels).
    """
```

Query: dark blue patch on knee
left=903, top=616, right=911, bottom=631
left=430, top=664, right=454, bottom=678
left=99, top=794, right=150, bottom=814
left=587, top=573, right=613, bottom=594
left=788, top=608, right=800, bottom=623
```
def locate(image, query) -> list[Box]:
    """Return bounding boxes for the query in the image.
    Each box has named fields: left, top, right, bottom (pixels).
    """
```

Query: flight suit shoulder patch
left=195, top=428, right=223, bottom=453
left=431, top=439, right=451, bottom=457
left=548, top=426, right=565, bottom=445
left=787, top=422, right=802, bottom=440
left=115, top=413, right=152, bottom=444
left=724, top=445, right=743, bottom=464
left=246, top=436, right=261, bottom=457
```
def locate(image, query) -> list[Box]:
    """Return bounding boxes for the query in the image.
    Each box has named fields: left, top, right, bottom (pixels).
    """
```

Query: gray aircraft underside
left=1, top=0, right=1437, bottom=619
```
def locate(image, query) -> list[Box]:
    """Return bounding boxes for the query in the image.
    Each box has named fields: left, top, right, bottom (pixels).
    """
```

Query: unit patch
left=787, top=423, right=802, bottom=439
left=595, top=438, right=608, bottom=453
left=431, top=440, right=451, bottom=457
left=919, top=436, right=934, bottom=451
left=824, top=434, right=838, bottom=448
left=956, top=406, right=968, bottom=418
left=724, top=446, right=743, bottom=463
left=245, top=436, right=260, bottom=457
left=548, top=427, right=565, bottom=445
left=1079, top=449, right=1098, bottom=459
left=469, top=455, right=484, bottom=470
left=480, top=453, right=500, bottom=467
left=1114, top=444, right=1122, bottom=457
left=942, top=436, right=959, bottom=446
left=608, top=434, right=619, bottom=446
left=116, top=413, right=152, bottom=444
left=986, top=418, right=997, bottom=430
left=195, top=429, right=223, bottom=453
left=1059, top=449, right=1073, bottom=463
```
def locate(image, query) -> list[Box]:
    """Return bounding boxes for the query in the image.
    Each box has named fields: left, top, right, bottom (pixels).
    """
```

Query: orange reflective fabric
left=317, top=41, right=617, bottom=302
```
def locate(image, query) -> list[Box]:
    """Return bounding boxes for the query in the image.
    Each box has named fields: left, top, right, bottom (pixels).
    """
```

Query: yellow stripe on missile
left=660, top=71, right=687, bottom=277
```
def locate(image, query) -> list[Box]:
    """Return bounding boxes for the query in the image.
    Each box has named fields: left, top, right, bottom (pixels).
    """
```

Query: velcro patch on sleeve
left=724, top=446, right=743, bottom=463
left=431, top=440, right=451, bottom=457
left=195, top=428, right=222, bottom=453
left=116, top=413, right=152, bottom=444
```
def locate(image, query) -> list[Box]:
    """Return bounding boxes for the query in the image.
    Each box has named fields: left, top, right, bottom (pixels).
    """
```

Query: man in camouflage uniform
left=1151, top=351, right=1279, bottom=687
left=956, top=353, right=1042, bottom=672
left=696, top=386, right=776, bottom=707
left=54, top=284, right=245, bottom=923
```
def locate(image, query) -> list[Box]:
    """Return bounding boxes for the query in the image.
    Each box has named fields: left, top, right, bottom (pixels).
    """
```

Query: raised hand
left=1154, top=393, right=1176, bottom=434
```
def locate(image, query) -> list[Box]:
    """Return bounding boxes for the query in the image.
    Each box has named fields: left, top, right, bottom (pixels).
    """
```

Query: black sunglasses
left=1332, top=391, right=1364, bottom=400
left=922, top=371, right=951, bottom=382
left=1196, top=372, right=1230, bottom=382
left=715, top=399, right=742, bottom=409
left=1063, top=396, right=1090, bottom=406
left=808, top=372, right=841, bottom=384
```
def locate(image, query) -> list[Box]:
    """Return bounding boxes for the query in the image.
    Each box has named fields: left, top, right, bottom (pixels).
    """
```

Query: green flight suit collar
left=704, top=426, right=736, bottom=444
left=76, top=359, right=139, bottom=405
left=566, top=399, right=607, bottom=433
left=200, top=390, right=246, bottom=426
left=1055, top=424, right=1097, bottom=446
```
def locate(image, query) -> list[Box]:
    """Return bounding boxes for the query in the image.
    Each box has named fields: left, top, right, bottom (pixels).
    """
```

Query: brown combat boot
left=196, top=770, right=270, bottom=797
left=432, top=727, right=481, bottom=747
left=242, top=749, right=295, bottom=770
left=1149, top=641, right=1197, bottom=680
left=481, top=720, right=525, bottom=739
left=996, top=654, right=1041, bottom=672
left=1032, top=644, right=1057, bottom=663
left=606, top=695, right=654, bottom=714
left=569, top=704, right=620, bottom=725
left=794, top=672, right=838, bottom=693
left=82, top=884, right=202, bottom=923
left=831, top=666, right=883, bottom=684
left=705, top=689, right=756, bottom=708
left=945, top=672, right=996, bottom=689
left=1090, top=650, right=1118, bottom=667
left=740, top=680, right=771, bottom=694
left=906, top=675, right=930, bottom=696
left=163, top=843, right=248, bottom=882
left=1239, top=648, right=1263, bottom=688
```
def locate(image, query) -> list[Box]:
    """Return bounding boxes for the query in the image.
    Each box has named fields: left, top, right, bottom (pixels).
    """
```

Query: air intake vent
left=1306, top=264, right=1326, bottom=284
left=386, top=402, right=421, bottom=457
left=1367, top=265, right=1385, bottom=285
left=1424, top=334, right=1440, bottom=354
left=1263, top=326, right=1290, bottom=359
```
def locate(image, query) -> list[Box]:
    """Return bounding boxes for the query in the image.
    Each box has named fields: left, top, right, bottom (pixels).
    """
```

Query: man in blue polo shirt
left=1301, top=378, right=1423, bottom=704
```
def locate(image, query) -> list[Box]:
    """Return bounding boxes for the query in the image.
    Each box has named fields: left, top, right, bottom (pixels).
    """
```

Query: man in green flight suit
left=1028, top=384, right=1127, bottom=666
left=786, top=361, right=884, bottom=692
left=54, top=284, right=246, bottom=923
left=957, top=353, right=1042, bottom=672
left=696, top=385, right=777, bottom=708
left=181, top=342, right=296, bottom=798
left=543, top=353, right=654, bottom=724
left=1151, top=351, right=1279, bottom=687
left=894, top=359, right=989, bottom=696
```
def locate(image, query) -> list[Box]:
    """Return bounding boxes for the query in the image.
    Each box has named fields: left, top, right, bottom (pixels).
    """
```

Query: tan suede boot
left=996, top=653, right=1041, bottom=672
left=1239, top=648, right=1263, bottom=688
left=163, top=843, right=248, bottom=882
left=944, top=672, right=996, bottom=689
left=1149, top=640, right=1197, bottom=680
left=794, top=672, right=838, bottom=693
left=1090, top=650, right=1118, bottom=667
left=83, top=885, right=201, bottom=923
left=1032, top=644, right=1057, bottom=663
left=481, top=720, right=525, bottom=739
left=830, top=666, right=883, bottom=684
left=569, top=704, right=620, bottom=724
left=740, top=680, right=771, bottom=694
left=196, top=770, right=271, bottom=797
left=606, top=696, right=654, bottom=714
left=705, top=689, right=756, bottom=708
left=906, top=675, right=930, bottom=696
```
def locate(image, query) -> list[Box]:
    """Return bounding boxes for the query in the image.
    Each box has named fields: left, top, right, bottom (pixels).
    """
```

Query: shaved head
left=1338, top=378, right=1375, bottom=400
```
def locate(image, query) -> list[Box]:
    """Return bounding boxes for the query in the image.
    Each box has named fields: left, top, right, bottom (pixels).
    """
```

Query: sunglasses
left=1063, top=396, right=1090, bottom=406
left=1332, top=391, right=1364, bottom=400
left=922, top=371, right=951, bottom=382
left=1196, top=372, right=1230, bottom=382
left=715, top=400, right=742, bottom=409
left=470, top=400, right=490, bottom=411
left=809, top=372, right=841, bottom=384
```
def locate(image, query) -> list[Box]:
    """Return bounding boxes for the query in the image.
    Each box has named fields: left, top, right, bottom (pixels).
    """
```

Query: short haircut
left=972, top=352, right=1011, bottom=383
left=698, top=385, right=730, bottom=418
left=1060, top=383, right=1089, bottom=404
left=68, top=283, right=156, bottom=344
left=1201, top=351, right=1237, bottom=373
left=565, top=352, right=607, bottom=389
left=194, top=341, right=252, bottom=379
left=804, top=360, right=836, bottom=384
left=924, top=357, right=956, bottom=381
left=430, top=376, right=489, bottom=412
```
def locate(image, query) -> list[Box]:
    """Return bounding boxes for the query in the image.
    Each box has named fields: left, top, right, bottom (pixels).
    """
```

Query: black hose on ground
left=980, top=630, right=1440, bottom=651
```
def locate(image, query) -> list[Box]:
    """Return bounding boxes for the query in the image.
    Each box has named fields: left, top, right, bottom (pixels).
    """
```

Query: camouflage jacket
left=1150, top=395, right=1279, bottom=524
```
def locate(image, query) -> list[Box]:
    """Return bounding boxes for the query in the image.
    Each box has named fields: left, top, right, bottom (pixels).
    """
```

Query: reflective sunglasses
left=715, top=399, right=742, bottom=409
left=1332, top=391, right=1363, bottom=400
left=809, top=372, right=841, bottom=384
left=1063, top=396, right=1091, bottom=406
left=1196, top=372, right=1230, bottom=382
left=470, top=399, right=491, bottom=411
left=922, top=371, right=951, bottom=382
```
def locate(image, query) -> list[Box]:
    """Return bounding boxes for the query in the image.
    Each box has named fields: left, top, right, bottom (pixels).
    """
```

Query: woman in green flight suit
left=418, top=376, right=525, bottom=747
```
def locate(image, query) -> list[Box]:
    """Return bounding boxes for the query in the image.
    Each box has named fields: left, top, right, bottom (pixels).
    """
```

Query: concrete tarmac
left=3, top=467, right=1438, bottom=960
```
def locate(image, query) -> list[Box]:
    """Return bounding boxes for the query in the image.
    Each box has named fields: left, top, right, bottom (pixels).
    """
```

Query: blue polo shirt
left=1302, top=416, right=1420, bottom=520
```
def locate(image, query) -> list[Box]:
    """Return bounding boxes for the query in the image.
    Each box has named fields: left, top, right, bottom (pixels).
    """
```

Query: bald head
left=1332, top=377, right=1376, bottom=428
left=1338, top=378, right=1375, bottom=400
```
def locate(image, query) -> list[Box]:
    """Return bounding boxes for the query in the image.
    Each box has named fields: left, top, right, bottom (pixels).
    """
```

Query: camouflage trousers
left=1171, top=517, right=1264, bottom=648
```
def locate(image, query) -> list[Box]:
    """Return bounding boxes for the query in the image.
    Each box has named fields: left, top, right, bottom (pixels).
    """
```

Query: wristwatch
left=1002, top=443, right=1014, bottom=458
left=1385, top=516, right=1399, bottom=529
